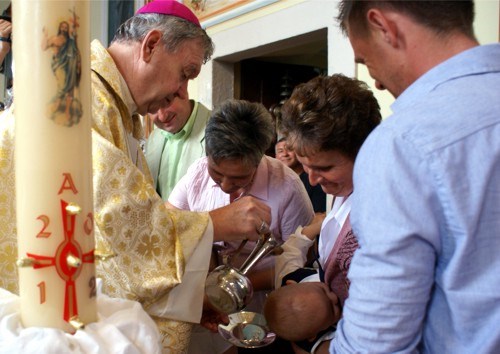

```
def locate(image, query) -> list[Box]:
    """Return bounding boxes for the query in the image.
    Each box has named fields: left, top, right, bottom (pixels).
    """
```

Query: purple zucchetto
left=136, top=0, right=201, bottom=28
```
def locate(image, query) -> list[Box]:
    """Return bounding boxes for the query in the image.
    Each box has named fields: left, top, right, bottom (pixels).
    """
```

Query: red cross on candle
left=26, top=200, right=94, bottom=323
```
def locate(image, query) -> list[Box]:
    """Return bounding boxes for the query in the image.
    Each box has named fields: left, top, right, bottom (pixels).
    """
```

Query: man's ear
left=366, top=8, right=398, bottom=47
left=141, top=29, right=163, bottom=63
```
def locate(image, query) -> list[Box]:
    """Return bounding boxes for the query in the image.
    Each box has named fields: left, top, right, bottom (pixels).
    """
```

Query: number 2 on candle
left=36, top=215, right=52, bottom=238
left=89, top=276, right=96, bottom=298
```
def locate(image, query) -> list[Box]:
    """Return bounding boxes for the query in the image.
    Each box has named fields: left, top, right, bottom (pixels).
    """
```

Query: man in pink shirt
left=167, top=99, right=314, bottom=353
left=168, top=99, right=314, bottom=273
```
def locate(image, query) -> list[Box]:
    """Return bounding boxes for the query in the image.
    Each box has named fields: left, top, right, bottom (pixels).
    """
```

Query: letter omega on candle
left=13, top=0, right=97, bottom=332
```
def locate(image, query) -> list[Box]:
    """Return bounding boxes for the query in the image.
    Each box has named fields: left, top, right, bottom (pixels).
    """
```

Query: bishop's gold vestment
left=0, top=109, right=16, bottom=294
left=0, top=40, right=212, bottom=353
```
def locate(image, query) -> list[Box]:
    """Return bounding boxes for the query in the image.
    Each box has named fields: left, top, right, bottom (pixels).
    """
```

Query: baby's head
left=263, top=282, right=341, bottom=342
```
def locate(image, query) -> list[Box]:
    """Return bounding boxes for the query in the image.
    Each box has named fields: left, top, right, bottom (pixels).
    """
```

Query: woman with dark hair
left=167, top=99, right=314, bottom=354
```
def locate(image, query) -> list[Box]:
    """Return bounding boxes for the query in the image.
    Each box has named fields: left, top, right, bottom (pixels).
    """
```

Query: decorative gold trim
left=66, top=254, right=82, bottom=268
left=69, top=316, right=85, bottom=330
left=94, top=250, right=116, bottom=261
left=16, top=257, right=38, bottom=267
left=65, top=203, right=82, bottom=215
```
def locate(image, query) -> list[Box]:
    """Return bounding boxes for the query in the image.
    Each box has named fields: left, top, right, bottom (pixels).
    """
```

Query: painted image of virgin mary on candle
left=41, top=8, right=82, bottom=127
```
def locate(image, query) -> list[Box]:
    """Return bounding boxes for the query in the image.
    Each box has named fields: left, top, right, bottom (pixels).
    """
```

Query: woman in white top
left=272, top=74, right=381, bottom=354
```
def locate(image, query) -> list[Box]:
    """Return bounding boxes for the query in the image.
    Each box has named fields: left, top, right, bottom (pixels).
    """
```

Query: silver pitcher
left=205, top=231, right=280, bottom=314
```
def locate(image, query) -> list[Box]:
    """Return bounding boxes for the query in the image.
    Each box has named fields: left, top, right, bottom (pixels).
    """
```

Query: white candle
left=13, top=0, right=96, bottom=332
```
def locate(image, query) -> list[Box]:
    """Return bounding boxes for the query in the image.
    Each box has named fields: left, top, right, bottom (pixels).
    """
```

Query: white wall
left=194, top=0, right=355, bottom=108
left=91, top=1, right=109, bottom=45
left=194, top=0, right=500, bottom=118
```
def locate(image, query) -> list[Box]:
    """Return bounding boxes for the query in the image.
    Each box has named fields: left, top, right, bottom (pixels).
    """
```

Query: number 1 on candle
left=37, top=281, right=46, bottom=304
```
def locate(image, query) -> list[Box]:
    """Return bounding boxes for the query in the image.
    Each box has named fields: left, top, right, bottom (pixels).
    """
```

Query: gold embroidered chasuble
left=0, top=109, right=16, bottom=294
left=90, top=40, right=210, bottom=352
left=0, top=40, right=211, bottom=353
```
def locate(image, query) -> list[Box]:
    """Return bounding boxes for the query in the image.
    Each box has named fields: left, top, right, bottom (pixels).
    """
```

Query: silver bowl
left=218, top=311, right=276, bottom=348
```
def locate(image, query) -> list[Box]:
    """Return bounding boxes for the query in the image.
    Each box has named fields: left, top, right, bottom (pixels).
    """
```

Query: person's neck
left=405, top=29, right=479, bottom=88
left=107, top=42, right=140, bottom=94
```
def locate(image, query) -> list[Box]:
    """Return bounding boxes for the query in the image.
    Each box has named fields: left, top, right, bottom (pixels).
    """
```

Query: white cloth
left=0, top=282, right=162, bottom=354
left=274, top=196, right=352, bottom=288
left=147, top=219, right=213, bottom=323
left=311, top=330, right=336, bottom=354
left=274, top=227, right=315, bottom=289
left=318, top=196, right=351, bottom=267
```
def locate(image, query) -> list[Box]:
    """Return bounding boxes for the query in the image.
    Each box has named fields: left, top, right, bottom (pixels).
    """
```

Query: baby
left=263, top=281, right=341, bottom=349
